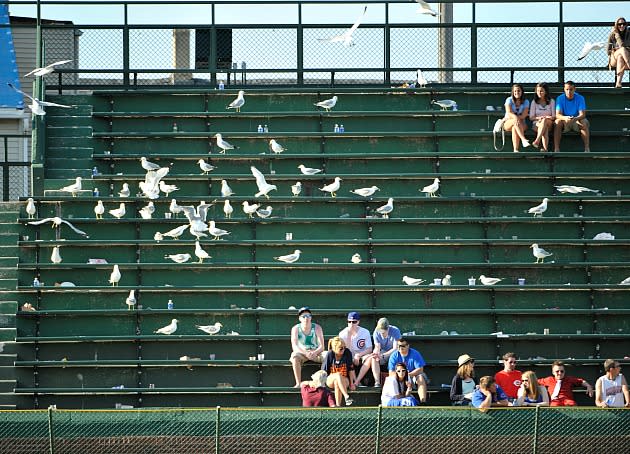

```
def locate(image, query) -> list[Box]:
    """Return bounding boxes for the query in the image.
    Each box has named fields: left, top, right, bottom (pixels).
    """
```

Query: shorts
left=562, top=118, right=589, bottom=133
left=290, top=351, right=325, bottom=366
left=550, top=397, right=577, bottom=407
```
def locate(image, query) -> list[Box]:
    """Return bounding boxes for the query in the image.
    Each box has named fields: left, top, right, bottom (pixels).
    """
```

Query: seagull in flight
left=226, top=90, right=245, bottom=112
left=415, top=0, right=439, bottom=17
left=24, top=59, right=73, bottom=77
left=7, top=83, right=72, bottom=116
left=577, top=41, right=606, bottom=60
left=318, top=6, right=367, bottom=47
left=251, top=166, right=277, bottom=198
left=27, top=216, right=89, bottom=237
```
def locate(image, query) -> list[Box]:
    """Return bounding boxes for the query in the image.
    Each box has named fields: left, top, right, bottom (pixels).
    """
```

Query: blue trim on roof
left=0, top=4, right=24, bottom=109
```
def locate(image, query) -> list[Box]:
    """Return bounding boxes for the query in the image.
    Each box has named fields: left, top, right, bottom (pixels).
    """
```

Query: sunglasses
left=300, top=314, right=312, bottom=319
left=521, top=379, right=529, bottom=382
left=395, top=369, right=407, bottom=373
left=617, top=22, right=626, bottom=26
left=554, top=370, right=565, bottom=374
left=398, top=344, right=409, bottom=349
left=348, top=320, right=358, bottom=324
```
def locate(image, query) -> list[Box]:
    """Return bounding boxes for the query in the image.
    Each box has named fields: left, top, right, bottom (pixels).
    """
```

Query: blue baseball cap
left=347, top=311, right=360, bottom=321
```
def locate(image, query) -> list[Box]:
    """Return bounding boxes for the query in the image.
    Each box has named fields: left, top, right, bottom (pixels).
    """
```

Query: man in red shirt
left=538, top=360, right=594, bottom=407
left=494, top=352, right=522, bottom=401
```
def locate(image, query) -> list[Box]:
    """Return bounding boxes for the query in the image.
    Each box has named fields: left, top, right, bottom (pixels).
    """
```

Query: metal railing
left=0, top=406, right=628, bottom=454
left=0, top=134, right=31, bottom=201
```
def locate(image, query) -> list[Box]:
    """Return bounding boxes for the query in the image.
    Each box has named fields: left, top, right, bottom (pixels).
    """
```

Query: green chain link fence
left=0, top=407, right=628, bottom=454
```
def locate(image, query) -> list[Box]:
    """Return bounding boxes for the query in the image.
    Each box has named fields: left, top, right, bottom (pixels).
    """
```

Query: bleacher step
left=0, top=379, right=16, bottom=393
left=0, top=328, right=16, bottom=342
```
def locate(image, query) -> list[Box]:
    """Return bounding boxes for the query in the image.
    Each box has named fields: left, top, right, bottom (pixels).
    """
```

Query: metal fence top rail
left=4, top=0, right=619, bottom=5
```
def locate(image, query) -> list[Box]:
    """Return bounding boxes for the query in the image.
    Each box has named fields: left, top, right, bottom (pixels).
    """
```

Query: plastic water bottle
left=167, top=299, right=174, bottom=310
left=339, top=124, right=345, bottom=133
left=218, top=81, right=225, bottom=90
left=452, top=103, right=458, bottom=111
left=92, top=166, right=98, bottom=177
left=33, top=277, right=40, bottom=287
left=263, top=125, right=269, bottom=133
left=172, top=122, right=178, bottom=132
left=257, top=124, right=263, bottom=133
left=93, top=187, right=100, bottom=197
left=334, top=124, right=340, bottom=133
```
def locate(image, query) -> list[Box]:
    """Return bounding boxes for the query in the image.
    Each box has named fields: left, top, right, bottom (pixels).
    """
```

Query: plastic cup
left=433, top=278, right=441, bottom=285
left=518, top=278, right=525, bottom=286
left=258, top=353, right=265, bottom=360
left=468, top=278, right=476, bottom=286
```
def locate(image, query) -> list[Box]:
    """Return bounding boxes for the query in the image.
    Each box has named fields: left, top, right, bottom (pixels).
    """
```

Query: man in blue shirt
left=472, top=375, right=510, bottom=412
left=388, top=337, right=428, bottom=402
left=554, top=81, right=590, bottom=152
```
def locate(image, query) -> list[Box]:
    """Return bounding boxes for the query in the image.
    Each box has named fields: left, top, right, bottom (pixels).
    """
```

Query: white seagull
left=155, top=319, right=178, bottom=335
left=194, top=241, right=212, bottom=263
left=531, top=243, right=553, bottom=263
left=58, top=177, right=83, bottom=197
left=351, top=186, right=380, bottom=197
left=351, top=253, right=362, bottom=264
left=125, top=290, right=136, bottom=310
left=94, top=200, right=105, bottom=219
left=140, top=157, right=161, bottom=171
left=156, top=224, right=190, bottom=241
left=416, top=69, right=428, bottom=88
left=376, top=197, right=394, bottom=218
left=256, top=206, right=273, bottom=218
left=214, top=133, right=237, bottom=154
left=223, top=200, right=234, bottom=219
left=432, top=99, right=457, bottom=110
left=109, top=265, right=121, bottom=286
left=24, top=59, right=73, bottom=77
left=197, top=159, right=216, bottom=175
left=318, top=6, right=367, bottom=47
left=50, top=246, right=62, bottom=264
left=242, top=201, right=260, bottom=218
left=27, top=216, right=89, bottom=237
left=298, top=164, right=323, bottom=175
left=314, top=95, right=338, bottom=112
left=577, top=41, right=606, bottom=60
left=319, top=177, right=342, bottom=197
left=108, top=202, right=126, bottom=219
left=7, top=83, right=72, bottom=116
left=420, top=178, right=440, bottom=197
left=274, top=249, right=302, bottom=263
left=479, top=275, right=502, bottom=286
left=415, top=0, right=439, bottom=16
left=159, top=181, right=179, bottom=196
left=226, top=90, right=245, bottom=112
left=403, top=275, right=425, bottom=286
left=118, top=183, right=130, bottom=198
left=442, top=274, right=452, bottom=286
left=251, top=166, right=277, bottom=198
left=208, top=221, right=230, bottom=240
left=269, top=139, right=286, bottom=154
left=25, top=198, right=36, bottom=219
left=291, top=181, right=302, bottom=196
left=554, top=185, right=600, bottom=194
left=528, top=198, right=548, bottom=217
left=139, top=202, right=155, bottom=219
left=165, top=253, right=192, bottom=264
left=221, top=180, right=234, bottom=197
left=196, top=322, right=223, bottom=335
left=619, top=276, right=630, bottom=285
left=169, top=199, right=184, bottom=218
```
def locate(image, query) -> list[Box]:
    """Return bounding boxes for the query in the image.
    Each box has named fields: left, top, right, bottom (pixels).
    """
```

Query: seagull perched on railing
left=196, top=322, right=222, bottom=335
left=125, top=290, right=136, bottom=310
left=165, top=253, right=192, bottom=264
left=269, top=139, right=286, bottom=154
left=242, top=201, right=260, bottom=218
left=108, top=203, right=126, bottom=219
left=208, top=221, right=230, bottom=240
left=318, top=6, right=367, bottom=47
left=7, top=83, right=72, bottom=116
left=138, top=202, right=155, bottom=219
left=109, top=265, right=121, bottom=286
left=194, top=241, right=212, bottom=263
left=226, top=90, right=245, bottom=112
left=154, top=224, right=189, bottom=242
left=416, top=69, right=428, bottom=88
left=403, top=275, right=425, bottom=286
left=27, top=216, right=89, bottom=237
left=479, top=275, right=502, bottom=286
left=155, top=319, right=178, bottom=335
left=140, top=157, right=161, bottom=171
left=376, top=198, right=394, bottom=218
left=197, top=159, right=216, bottom=175
left=50, top=246, right=62, bottom=264
left=351, top=186, right=380, bottom=198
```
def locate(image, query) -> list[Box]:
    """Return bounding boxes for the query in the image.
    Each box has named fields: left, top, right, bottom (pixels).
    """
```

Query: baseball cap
left=298, top=306, right=312, bottom=316
left=347, top=311, right=360, bottom=321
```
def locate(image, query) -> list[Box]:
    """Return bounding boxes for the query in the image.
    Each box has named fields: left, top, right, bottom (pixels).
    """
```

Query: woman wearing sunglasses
left=381, top=362, right=419, bottom=407
left=515, top=370, right=549, bottom=407
left=607, top=17, right=630, bottom=88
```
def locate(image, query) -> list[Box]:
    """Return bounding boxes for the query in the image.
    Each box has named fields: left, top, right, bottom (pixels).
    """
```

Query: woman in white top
left=503, top=83, right=530, bottom=153
left=529, top=82, right=555, bottom=152
left=381, top=362, right=418, bottom=406
left=516, top=370, right=549, bottom=407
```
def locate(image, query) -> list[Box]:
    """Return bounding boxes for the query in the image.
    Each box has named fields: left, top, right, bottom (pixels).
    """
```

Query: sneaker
left=521, top=139, right=530, bottom=148
left=374, top=382, right=381, bottom=388
left=345, top=397, right=354, bottom=406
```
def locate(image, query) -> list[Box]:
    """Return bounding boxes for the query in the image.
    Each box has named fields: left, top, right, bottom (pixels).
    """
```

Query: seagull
left=298, top=164, right=323, bottom=175
left=197, top=159, right=216, bottom=175
left=189, top=224, right=208, bottom=241
left=415, top=0, right=439, bottom=16
left=256, top=206, right=273, bottom=218
left=139, top=202, right=155, bottom=219
left=291, top=181, right=302, bottom=196
left=416, top=69, right=428, bottom=88
left=214, top=133, right=237, bottom=154
left=531, top=243, right=553, bottom=263
left=350, top=186, right=380, bottom=197
left=50, top=246, right=62, bottom=264
left=314, top=95, right=338, bottom=112
left=138, top=166, right=170, bottom=200
left=432, top=99, right=457, bottom=110
left=221, top=180, right=234, bottom=197
left=351, top=253, right=362, bottom=264
left=109, top=265, right=121, bottom=286
left=140, top=157, right=161, bottom=171
left=251, top=166, right=277, bottom=198
left=242, top=201, right=260, bottom=218
left=58, top=177, right=83, bottom=197
left=420, top=178, right=440, bottom=197
left=274, top=249, right=302, bottom=263
left=554, top=185, right=600, bottom=194
left=169, top=199, right=184, bottom=218
left=93, top=200, right=105, bottom=219
left=442, top=274, right=452, bottom=286
left=528, top=198, right=548, bottom=217
left=118, top=183, right=130, bottom=198
left=196, top=322, right=223, bottom=335
left=318, top=6, right=367, bottom=47
left=159, top=181, right=179, bottom=196
left=25, top=198, right=36, bottom=219
left=577, top=41, right=606, bottom=60
left=269, top=139, right=286, bottom=154
left=125, top=290, right=136, bottom=310
left=27, top=217, right=89, bottom=237
left=403, top=275, right=425, bottom=286
left=194, top=241, right=212, bottom=263
left=108, top=202, right=126, bottom=219
left=24, top=59, right=73, bottom=77
left=155, top=319, right=178, bottom=335
left=208, top=221, right=230, bottom=241
left=223, top=200, right=233, bottom=219
left=157, top=224, right=189, bottom=241
left=376, top=197, right=394, bottom=218
left=165, top=253, right=192, bottom=264
left=7, top=83, right=72, bottom=116
left=619, top=277, right=630, bottom=285
left=319, top=177, right=342, bottom=197
left=226, top=90, right=245, bottom=112
left=479, top=275, right=502, bottom=286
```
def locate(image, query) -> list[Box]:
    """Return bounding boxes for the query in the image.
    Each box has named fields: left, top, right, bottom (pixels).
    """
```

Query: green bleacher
left=4, top=86, right=630, bottom=408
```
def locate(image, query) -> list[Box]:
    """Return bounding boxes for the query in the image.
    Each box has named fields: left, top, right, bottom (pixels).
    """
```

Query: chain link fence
left=0, top=135, right=31, bottom=201
left=0, top=407, right=628, bottom=454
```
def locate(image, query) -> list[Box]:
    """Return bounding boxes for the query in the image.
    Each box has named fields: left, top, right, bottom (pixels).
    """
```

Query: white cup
left=543, top=328, right=550, bottom=335
left=468, top=278, right=476, bottom=286
left=209, top=354, right=216, bottom=360
left=249, top=356, right=256, bottom=361
left=518, top=278, right=525, bottom=286
left=258, top=353, right=265, bottom=360
left=165, top=213, right=172, bottom=219
left=285, top=233, right=293, bottom=240
left=433, top=278, right=441, bottom=285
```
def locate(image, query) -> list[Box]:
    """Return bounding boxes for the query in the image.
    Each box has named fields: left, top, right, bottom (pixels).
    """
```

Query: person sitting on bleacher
left=538, top=360, right=593, bottom=407
left=450, top=354, right=477, bottom=406
left=515, top=370, right=549, bottom=407
left=553, top=81, right=590, bottom=152
left=381, top=362, right=419, bottom=407
left=300, top=370, right=336, bottom=407
left=354, top=317, right=400, bottom=388
left=502, top=83, right=531, bottom=152
left=594, top=359, right=630, bottom=408
left=387, top=337, right=428, bottom=403
left=290, top=306, right=326, bottom=387
left=472, top=376, right=510, bottom=412
left=338, top=312, right=376, bottom=387
left=494, top=352, right=522, bottom=403
left=322, top=336, right=356, bottom=406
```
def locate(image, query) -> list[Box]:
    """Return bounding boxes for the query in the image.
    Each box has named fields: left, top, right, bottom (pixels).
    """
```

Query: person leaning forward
left=290, top=306, right=326, bottom=387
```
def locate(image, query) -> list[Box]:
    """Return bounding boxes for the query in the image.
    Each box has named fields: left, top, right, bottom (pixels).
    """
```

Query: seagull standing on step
left=169, top=199, right=184, bottom=218
left=251, top=166, right=277, bottom=198
left=194, top=241, right=212, bottom=263
left=109, top=202, right=126, bottom=219
left=298, top=164, right=322, bottom=175
left=554, top=185, right=600, bottom=194
left=226, top=90, right=245, bottom=112
left=274, top=249, right=302, bottom=263
left=319, top=177, right=342, bottom=197
left=223, top=200, right=233, bottom=219
left=24, top=59, right=73, bottom=77
left=118, top=183, right=130, bottom=198
left=196, top=322, right=223, bottom=335
left=351, top=186, right=380, bottom=197
left=197, top=159, right=216, bottom=175
left=139, top=202, right=155, bottom=219
left=50, top=246, right=62, bottom=264
left=109, top=265, right=121, bottom=286
left=431, top=99, right=457, bottom=111
left=256, top=206, right=273, bottom=219
left=442, top=274, right=452, bottom=286
left=7, top=83, right=72, bottom=116
left=140, top=157, right=161, bottom=171
left=531, top=243, right=553, bottom=263
left=420, top=178, right=440, bottom=197
left=403, top=275, right=425, bottom=286
left=26, top=198, right=36, bottom=219
left=242, top=201, right=260, bottom=218
left=351, top=253, right=362, bottom=264
left=318, top=6, right=367, bottom=47
left=269, top=139, right=286, bottom=154
left=291, top=181, right=302, bottom=196
left=314, top=95, right=338, bottom=112
left=528, top=198, right=548, bottom=217
left=221, top=180, right=234, bottom=197
left=214, top=133, right=237, bottom=154
left=415, top=0, right=439, bottom=16
left=27, top=216, right=89, bottom=238
left=58, top=177, right=83, bottom=197
left=208, top=221, right=230, bottom=240
left=125, top=290, right=136, bottom=310
left=165, top=253, right=192, bottom=264
left=155, top=319, right=178, bottom=335
left=159, top=181, right=179, bottom=196
left=94, top=200, right=105, bottom=219
left=156, top=224, right=190, bottom=241
left=376, top=198, right=394, bottom=218
left=479, top=275, right=502, bottom=286
left=416, top=69, right=428, bottom=88
left=619, top=276, right=630, bottom=285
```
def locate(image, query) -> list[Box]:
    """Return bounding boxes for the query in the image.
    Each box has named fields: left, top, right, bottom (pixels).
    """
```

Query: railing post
left=2, top=137, right=8, bottom=201
left=47, top=406, right=55, bottom=454
left=383, top=4, right=390, bottom=86
left=215, top=405, right=221, bottom=454
left=297, top=2, right=304, bottom=86
left=470, top=4, right=477, bottom=84
left=532, top=406, right=540, bottom=454
left=375, top=405, right=383, bottom=454
left=123, top=3, right=130, bottom=87
left=557, top=2, right=564, bottom=84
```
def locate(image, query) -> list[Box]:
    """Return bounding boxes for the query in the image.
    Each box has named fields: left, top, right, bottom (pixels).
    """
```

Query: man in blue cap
left=338, top=311, right=378, bottom=386
left=290, top=306, right=326, bottom=387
